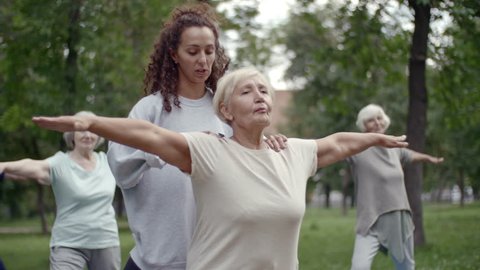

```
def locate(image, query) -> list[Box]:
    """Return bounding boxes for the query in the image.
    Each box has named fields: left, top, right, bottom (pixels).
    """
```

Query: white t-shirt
left=184, top=132, right=318, bottom=270
left=47, top=151, right=119, bottom=249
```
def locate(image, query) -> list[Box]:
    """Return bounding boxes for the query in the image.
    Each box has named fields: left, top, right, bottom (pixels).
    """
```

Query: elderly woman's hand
left=377, top=134, right=409, bottom=148
left=32, top=115, right=92, bottom=132
left=429, top=157, right=444, bottom=164
left=264, top=134, right=288, bottom=152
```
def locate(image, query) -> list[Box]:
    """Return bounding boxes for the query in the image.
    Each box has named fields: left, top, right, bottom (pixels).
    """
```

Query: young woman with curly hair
left=106, top=3, right=231, bottom=269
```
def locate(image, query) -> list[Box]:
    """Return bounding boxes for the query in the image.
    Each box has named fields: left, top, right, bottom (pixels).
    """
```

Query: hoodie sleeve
left=107, top=95, right=167, bottom=189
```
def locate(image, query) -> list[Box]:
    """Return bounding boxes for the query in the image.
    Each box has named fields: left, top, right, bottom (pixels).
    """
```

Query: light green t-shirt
left=47, top=151, right=119, bottom=249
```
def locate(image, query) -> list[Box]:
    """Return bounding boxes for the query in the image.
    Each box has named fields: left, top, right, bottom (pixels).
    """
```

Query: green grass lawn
left=0, top=203, right=479, bottom=269
left=299, top=203, right=480, bottom=270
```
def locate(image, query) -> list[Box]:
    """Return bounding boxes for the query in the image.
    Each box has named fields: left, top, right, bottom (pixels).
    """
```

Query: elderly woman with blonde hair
left=33, top=68, right=409, bottom=270
left=347, top=104, right=443, bottom=270
left=1, top=111, right=120, bottom=270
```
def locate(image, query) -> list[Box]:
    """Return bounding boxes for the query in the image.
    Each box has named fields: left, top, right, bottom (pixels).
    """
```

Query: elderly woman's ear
left=220, top=103, right=233, bottom=122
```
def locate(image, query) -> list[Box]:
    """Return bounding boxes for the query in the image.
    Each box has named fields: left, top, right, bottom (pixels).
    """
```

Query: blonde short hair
left=355, top=104, right=391, bottom=132
left=62, top=111, right=105, bottom=149
left=213, top=67, right=274, bottom=124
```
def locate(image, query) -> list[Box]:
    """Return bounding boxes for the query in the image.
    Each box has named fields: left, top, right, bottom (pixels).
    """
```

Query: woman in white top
left=1, top=111, right=120, bottom=270
left=33, top=68, right=409, bottom=270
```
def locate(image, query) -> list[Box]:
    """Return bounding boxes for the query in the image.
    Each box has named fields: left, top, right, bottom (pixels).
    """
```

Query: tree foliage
left=278, top=1, right=412, bottom=188
left=0, top=0, right=184, bottom=219
left=0, top=0, right=267, bottom=220
left=0, top=0, right=478, bottom=224
left=430, top=0, right=480, bottom=196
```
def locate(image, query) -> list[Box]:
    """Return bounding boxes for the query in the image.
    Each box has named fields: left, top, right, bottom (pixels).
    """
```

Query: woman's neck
left=230, top=128, right=266, bottom=150
left=69, top=148, right=96, bottom=171
left=177, top=81, right=206, bottom=100
left=70, top=148, right=95, bottom=161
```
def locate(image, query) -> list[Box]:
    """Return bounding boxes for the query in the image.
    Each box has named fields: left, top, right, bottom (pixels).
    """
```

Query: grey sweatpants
left=350, top=233, right=415, bottom=270
left=50, top=246, right=120, bottom=270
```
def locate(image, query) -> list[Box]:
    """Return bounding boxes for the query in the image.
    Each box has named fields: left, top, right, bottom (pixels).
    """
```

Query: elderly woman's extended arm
left=315, top=132, right=408, bottom=168
left=33, top=115, right=192, bottom=173
left=0, top=159, right=50, bottom=183
left=410, top=150, right=444, bottom=164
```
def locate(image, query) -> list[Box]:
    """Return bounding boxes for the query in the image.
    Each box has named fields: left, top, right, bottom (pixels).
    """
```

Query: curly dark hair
left=143, top=2, right=230, bottom=112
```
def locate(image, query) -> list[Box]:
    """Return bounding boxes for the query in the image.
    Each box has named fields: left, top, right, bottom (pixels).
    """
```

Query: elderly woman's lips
left=255, top=107, right=268, bottom=113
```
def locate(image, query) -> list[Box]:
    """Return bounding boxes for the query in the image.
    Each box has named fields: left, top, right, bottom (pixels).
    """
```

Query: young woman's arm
left=33, top=115, right=192, bottom=173
left=315, top=132, right=408, bottom=168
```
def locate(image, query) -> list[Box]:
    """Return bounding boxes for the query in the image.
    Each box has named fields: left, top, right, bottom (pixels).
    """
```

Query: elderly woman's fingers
left=393, top=135, right=408, bottom=147
left=380, top=134, right=408, bottom=148
left=32, top=116, right=90, bottom=132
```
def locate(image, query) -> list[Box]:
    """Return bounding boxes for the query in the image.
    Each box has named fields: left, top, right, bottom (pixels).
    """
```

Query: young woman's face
left=172, top=26, right=216, bottom=85
left=363, top=114, right=387, bottom=134
left=222, top=76, right=273, bottom=130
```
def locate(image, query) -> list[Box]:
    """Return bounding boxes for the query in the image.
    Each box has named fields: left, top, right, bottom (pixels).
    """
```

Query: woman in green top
left=0, top=111, right=120, bottom=270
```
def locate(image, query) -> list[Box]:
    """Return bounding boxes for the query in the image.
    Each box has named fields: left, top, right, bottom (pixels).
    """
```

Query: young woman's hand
left=265, top=134, right=288, bottom=152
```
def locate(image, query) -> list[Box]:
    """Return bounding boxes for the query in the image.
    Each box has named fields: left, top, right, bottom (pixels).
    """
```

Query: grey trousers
left=50, top=246, right=121, bottom=270
left=350, top=233, right=415, bottom=270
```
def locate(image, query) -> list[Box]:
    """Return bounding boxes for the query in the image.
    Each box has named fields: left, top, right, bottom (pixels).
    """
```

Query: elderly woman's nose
left=254, top=90, right=266, bottom=101
left=84, top=131, right=95, bottom=137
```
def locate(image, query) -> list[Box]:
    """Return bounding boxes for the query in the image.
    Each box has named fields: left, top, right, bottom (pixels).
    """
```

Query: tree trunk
left=458, top=169, right=465, bottom=207
left=405, top=0, right=431, bottom=247
left=30, top=135, right=50, bottom=234
left=342, top=169, right=349, bottom=216
left=64, top=0, right=82, bottom=114
left=324, top=183, right=331, bottom=208
left=341, top=168, right=353, bottom=216
left=37, top=184, right=49, bottom=234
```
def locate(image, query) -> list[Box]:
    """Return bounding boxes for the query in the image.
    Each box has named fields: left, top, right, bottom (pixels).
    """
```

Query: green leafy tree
left=277, top=1, right=412, bottom=203
left=430, top=0, right=480, bottom=202
left=0, top=0, right=184, bottom=229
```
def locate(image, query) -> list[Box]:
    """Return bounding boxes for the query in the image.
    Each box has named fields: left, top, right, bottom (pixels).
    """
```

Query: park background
left=0, top=0, right=479, bottom=269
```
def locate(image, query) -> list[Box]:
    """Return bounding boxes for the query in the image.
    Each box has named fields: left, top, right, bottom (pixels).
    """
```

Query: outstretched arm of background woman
left=410, top=150, right=444, bottom=164
left=0, top=159, right=50, bottom=184
left=33, top=115, right=192, bottom=173
left=315, top=132, right=408, bottom=168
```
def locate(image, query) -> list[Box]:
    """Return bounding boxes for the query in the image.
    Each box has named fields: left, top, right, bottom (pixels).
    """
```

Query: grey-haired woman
left=347, top=104, right=443, bottom=270
left=0, top=111, right=120, bottom=270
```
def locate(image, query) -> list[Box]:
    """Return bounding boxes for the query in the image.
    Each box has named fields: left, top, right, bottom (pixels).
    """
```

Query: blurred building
left=265, top=90, right=295, bottom=135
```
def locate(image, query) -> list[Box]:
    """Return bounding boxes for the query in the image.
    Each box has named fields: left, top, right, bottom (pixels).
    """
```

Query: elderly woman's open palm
left=33, top=115, right=92, bottom=132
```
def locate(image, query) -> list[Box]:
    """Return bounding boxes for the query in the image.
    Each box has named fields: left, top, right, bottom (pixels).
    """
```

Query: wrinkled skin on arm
left=315, top=132, right=408, bottom=168
left=33, top=115, right=192, bottom=173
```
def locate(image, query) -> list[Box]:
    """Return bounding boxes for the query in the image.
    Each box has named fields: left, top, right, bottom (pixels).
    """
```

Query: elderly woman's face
left=73, top=131, right=99, bottom=151
left=363, top=114, right=387, bottom=134
left=223, top=76, right=273, bottom=129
